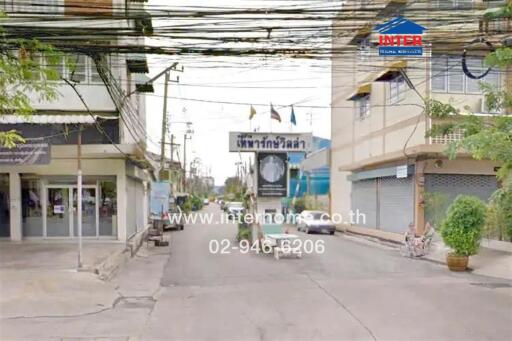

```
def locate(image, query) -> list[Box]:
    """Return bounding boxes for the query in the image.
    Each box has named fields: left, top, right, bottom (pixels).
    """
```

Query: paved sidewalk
left=0, top=236, right=172, bottom=340
left=0, top=241, right=126, bottom=318
left=425, top=239, right=512, bottom=280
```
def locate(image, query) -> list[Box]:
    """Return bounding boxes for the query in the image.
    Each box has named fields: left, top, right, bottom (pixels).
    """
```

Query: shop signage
left=0, top=139, right=50, bottom=165
left=396, top=165, right=408, bottom=179
left=376, top=17, right=427, bottom=56
left=229, top=132, right=312, bottom=152
left=257, top=152, right=288, bottom=197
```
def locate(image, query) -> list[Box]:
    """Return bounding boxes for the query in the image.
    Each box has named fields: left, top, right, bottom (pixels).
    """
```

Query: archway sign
left=229, top=132, right=313, bottom=258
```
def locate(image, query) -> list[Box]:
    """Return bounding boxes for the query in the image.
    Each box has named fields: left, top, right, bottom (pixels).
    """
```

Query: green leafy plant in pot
left=440, top=195, right=486, bottom=271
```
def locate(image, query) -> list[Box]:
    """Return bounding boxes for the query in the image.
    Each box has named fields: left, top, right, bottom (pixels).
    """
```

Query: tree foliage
left=427, top=46, right=512, bottom=182
left=0, top=11, right=61, bottom=147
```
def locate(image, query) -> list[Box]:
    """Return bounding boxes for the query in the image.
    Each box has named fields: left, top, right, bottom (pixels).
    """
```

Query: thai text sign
left=0, top=139, right=50, bottom=165
left=229, top=132, right=312, bottom=152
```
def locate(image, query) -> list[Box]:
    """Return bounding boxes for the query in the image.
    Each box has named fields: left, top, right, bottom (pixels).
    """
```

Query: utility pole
left=77, top=125, right=83, bottom=269
left=160, top=71, right=170, bottom=171
left=182, top=127, right=193, bottom=192
left=170, top=134, right=175, bottom=163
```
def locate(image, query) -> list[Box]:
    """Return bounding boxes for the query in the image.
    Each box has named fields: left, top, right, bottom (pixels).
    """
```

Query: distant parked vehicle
left=165, top=205, right=184, bottom=231
left=203, top=198, right=210, bottom=205
left=297, top=210, right=335, bottom=235
left=226, top=202, right=245, bottom=219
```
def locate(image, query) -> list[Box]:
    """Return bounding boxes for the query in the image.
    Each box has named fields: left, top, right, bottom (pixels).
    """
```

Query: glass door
left=46, top=187, right=71, bottom=237
left=72, top=187, right=97, bottom=237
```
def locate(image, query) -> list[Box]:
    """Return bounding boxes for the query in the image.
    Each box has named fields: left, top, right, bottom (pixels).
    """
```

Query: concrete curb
left=94, top=225, right=151, bottom=281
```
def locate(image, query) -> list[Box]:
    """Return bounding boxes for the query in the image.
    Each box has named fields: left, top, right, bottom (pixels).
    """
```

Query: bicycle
left=400, top=223, right=435, bottom=258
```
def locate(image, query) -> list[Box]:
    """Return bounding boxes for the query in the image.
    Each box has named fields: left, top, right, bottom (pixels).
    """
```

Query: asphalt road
left=142, top=204, right=512, bottom=341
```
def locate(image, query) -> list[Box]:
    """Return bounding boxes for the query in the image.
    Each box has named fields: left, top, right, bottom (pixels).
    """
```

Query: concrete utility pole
left=183, top=134, right=189, bottom=191
left=170, top=134, right=175, bottom=163
left=160, top=71, right=170, bottom=171
left=77, top=126, right=83, bottom=269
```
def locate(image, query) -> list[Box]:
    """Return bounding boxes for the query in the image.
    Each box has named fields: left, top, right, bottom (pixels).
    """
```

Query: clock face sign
left=257, top=153, right=287, bottom=197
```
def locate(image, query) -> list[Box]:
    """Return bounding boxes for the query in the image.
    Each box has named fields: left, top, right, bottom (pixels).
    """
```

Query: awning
left=134, top=74, right=154, bottom=93
left=0, top=115, right=118, bottom=124
left=374, top=60, right=407, bottom=81
left=348, top=24, right=372, bottom=45
left=135, top=10, right=153, bottom=36
left=346, top=83, right=371, bottom=101
left=126, top=54, right=149, bottom=74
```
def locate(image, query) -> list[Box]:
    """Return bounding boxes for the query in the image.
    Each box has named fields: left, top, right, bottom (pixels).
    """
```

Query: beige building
left=330, top=0, right=507, bottom=236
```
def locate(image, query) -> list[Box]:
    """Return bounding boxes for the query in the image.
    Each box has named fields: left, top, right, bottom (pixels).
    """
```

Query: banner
left=257, top=152, right=287, bottom=197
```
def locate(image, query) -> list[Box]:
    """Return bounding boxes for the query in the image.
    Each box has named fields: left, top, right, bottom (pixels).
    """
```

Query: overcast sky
left=145, top=1, right=332, bottom=186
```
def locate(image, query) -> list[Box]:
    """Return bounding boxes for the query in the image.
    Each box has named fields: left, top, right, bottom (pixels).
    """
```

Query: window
left=67, top=54, right=104, bottom=84
left=431, top=55, right=500, bottom=94
left=12, top=0, right=62, bottom=13
left=434, top=0, right=474, bottom=9
left=389, top=74, right=406, bottom=104
left=355, top=95, right=370, bottom=120
left=357, top=38, right=371, bottom=61
left=447, top=58, right=464, bottom=93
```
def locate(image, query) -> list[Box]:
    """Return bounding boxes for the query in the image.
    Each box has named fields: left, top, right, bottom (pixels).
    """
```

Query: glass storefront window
left=99, top=181, right=117, bottom=236
left=22, top=179, right=43, bottom=237
left=0, top=174, right=10, bottom=237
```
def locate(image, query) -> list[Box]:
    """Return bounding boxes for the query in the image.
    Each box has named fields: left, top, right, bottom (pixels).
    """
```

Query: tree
left=427, top=4, right=512, bottom=184
left=0, top=12, right=61, bottom=148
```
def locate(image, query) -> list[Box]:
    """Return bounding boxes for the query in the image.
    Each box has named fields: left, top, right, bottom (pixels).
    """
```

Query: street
left=3, top=204, right=510, bottom=341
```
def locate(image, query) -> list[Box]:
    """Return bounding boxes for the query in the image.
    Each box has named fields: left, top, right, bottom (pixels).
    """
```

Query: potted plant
left=440, top=195, right=487, bottom=271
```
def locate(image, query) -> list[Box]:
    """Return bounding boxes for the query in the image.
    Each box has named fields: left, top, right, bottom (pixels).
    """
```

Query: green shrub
left=293, top=198, right=306, bottom=214
left=440, top=195, right=487, bottom=256
left=237, top=228, right=251, bottom=241
left=183, top=199, right=192, bottom=213
left=485, top=188, right=512, bottom=241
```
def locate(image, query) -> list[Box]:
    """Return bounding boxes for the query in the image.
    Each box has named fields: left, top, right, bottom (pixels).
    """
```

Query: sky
left=144, top=1, right=333, bottom=186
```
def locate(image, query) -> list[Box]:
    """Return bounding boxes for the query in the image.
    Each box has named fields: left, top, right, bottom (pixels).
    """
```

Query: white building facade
left=0, top=0, right=154, bottom=241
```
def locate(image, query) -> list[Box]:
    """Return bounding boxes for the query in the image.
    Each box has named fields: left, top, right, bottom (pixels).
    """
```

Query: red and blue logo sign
left=376, top=17, right=427, bottom=56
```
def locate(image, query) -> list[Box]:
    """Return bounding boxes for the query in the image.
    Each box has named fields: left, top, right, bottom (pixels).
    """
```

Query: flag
left=290, top=106, right=297, bottom=126
left=270, top=104, right=281, bottom=122
left=249, top=105, right=256, bottom=120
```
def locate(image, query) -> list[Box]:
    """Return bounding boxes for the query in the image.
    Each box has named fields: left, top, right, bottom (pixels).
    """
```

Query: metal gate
left=425, top=174, right=498, bottom=224
left=351, top=179, right=377, bottom=228
left=378, top=176, right=414, bottom=233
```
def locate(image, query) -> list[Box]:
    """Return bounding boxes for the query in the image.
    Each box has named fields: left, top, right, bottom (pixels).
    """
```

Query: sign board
left=0, top=139, right=50, bottom=165
left=376, top=17, right=427, bottom=56
left=396, top=165, right=408, bottom=179
left=54, top=205, right=65, bottom=214
left=257, top=152, right=287, bottom=197
left=150, top=182, right=171, bottom=216
left=229, top=132, right=312, bottom=153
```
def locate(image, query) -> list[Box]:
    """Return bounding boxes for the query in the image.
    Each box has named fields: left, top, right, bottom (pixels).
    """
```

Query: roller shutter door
left=378, top=176, right=414, bottom=233
left=351, top=179, right=377, bottom=228
left=425, top=174, right=498, bottom=224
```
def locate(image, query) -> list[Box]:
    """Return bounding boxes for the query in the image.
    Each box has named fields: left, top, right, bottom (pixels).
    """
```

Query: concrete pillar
left=117, top=166, right=127, bottom=241
left=9, top=172, right=22, bottom=241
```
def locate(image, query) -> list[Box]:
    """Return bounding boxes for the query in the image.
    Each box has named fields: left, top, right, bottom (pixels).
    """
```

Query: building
left=330, top=0, right=507, bottom=235
left=285, top=136, right=331, bottom=211
left=0, top=0, right=155, bottom=241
